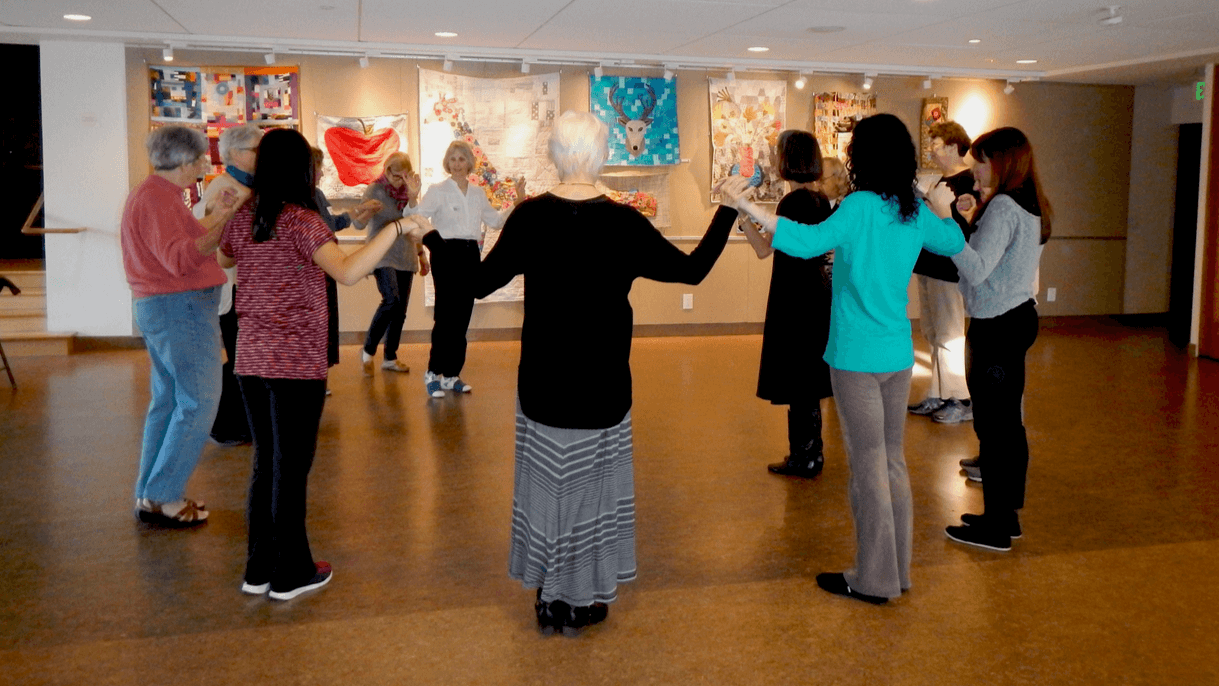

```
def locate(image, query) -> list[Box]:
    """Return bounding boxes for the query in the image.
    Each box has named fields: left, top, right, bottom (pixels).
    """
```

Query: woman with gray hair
left=195, top=124, right=262, bottom=446
left=408, top=111, right=738, bottom=634
left=121, top=124, right=248, bottom=527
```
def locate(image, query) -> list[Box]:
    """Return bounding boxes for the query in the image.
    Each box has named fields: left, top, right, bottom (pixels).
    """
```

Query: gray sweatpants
left=830, top=366, right=914, bottom=599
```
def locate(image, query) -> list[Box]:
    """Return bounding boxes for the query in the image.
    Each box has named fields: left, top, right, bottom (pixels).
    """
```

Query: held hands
left=352, top=199, right=382, bottom=224
left=715, top=176, right=751, bottom=209
left=926, top=182, right=956, bottom=219
left=402, top=215, right=434, bottom=242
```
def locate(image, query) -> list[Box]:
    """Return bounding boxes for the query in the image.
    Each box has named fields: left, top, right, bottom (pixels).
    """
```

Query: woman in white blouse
left=410, top=140, right=525, bottom=398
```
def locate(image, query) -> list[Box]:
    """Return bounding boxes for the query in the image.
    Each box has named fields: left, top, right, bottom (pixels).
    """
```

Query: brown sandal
left=136, top=498, right=209, bottom=528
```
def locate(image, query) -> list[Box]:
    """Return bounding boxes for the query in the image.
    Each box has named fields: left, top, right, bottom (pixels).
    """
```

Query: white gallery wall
left=40, top=41, right=133, bottom=336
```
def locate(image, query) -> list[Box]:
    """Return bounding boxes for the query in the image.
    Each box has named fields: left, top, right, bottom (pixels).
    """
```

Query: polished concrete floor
left=1, top=320, right=1217, bottom=685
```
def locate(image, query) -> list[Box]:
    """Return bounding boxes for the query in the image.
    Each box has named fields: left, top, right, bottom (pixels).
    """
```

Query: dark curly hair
left=845, top=114, right=919, bottom=223
left=251, top=128, right=318, bottom=243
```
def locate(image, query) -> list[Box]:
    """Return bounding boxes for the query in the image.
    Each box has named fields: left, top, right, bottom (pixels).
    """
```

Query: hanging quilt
left=418, top=68, right=560, bottom=303
left=316, top=114, right=410, bottom=200
left=589, top=75, right=680, bottom=166
left=708, top=78, right=785, bottom=203
left=810, top=92, right=876, bottom=162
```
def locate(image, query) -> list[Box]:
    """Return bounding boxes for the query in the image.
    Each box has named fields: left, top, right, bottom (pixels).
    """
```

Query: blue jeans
left=133, top=286, right=223, bottom=503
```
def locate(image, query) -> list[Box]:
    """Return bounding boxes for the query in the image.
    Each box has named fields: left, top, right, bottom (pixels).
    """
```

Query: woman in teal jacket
left=722, top=114, right=964, bottom=604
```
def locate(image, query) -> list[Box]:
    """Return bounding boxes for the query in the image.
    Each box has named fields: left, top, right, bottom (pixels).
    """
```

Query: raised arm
left=636, top=205, right=738, bottom=285
left=738, top=215, right=775, bottom=259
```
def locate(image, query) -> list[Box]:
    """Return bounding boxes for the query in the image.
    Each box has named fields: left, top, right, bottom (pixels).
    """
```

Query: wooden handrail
left=21, top=194, right=87, bottom=235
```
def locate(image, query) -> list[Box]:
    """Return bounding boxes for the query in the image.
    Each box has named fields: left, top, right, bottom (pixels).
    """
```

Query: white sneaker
left=440, top=376, right=472, bottom=393
left=380, top=359, right=410, bottom=373
left=361, top=351, right=375, bottom=377
left=424, top=371, right=445, bottom=398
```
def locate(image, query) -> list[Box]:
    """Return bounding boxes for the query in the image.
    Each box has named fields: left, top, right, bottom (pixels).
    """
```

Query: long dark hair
left=846, top=114, right=919, bottom=222
left=970, top=127, right=1052, bottom=244
left=251, top=128, right=318, bottom=243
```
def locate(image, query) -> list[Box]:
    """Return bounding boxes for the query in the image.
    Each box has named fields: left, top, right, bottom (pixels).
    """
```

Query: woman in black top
left=410, top=111, right=737, bottom=635
left=739, top=130, right=834, bottom=478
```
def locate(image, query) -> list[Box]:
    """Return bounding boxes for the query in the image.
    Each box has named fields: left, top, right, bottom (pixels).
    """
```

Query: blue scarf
left=226, top=164, right=254, bottom=188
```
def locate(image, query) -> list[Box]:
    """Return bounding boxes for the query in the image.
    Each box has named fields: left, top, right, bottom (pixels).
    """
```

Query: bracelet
left=395, top=221, right=403, bottom=238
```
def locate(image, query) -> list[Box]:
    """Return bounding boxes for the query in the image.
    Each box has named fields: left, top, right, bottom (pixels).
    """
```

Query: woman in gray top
left=929, top=127, right=1051, bottom=553
left=353, top=152, right=429, bottom=375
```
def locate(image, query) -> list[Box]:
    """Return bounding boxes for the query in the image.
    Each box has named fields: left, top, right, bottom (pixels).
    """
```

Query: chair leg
left=0, top=339, right=15, bottom=389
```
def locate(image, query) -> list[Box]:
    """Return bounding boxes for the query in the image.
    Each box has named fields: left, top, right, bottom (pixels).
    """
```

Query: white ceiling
left=1, top=0, right=1216, bottom=85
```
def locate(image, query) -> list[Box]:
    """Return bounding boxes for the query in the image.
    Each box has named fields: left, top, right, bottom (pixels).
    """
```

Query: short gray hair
left=548, top=111, right=608, bottom=180
left=218, top=124, right=263, bottom=166
left=146, top=126, right=207, bottom=171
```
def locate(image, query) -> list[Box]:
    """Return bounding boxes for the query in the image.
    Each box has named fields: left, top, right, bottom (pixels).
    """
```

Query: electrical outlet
left=1047, top=287, right=1057, bottom=302
left=682, top=294, right=694, bottom=310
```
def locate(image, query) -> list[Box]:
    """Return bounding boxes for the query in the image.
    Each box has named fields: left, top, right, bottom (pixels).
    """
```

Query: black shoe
left=816, top=572, right=888, bottom=605
left=767, top=455, right=824, bottom=478
left=209, top=435, right=251, bottom=447
left=946, top=524, right=1011, bottom=551
left=565, top=602, right=610, bottom=631
left=959, top=455, right=980, bottom=469
left=960, top=513, right=1022, bottom=539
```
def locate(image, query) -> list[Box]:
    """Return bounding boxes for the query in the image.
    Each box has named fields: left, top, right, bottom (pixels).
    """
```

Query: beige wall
left=126, top=48, right=1148, bottom=333
left=1125, top=84, right=1179, bottom=314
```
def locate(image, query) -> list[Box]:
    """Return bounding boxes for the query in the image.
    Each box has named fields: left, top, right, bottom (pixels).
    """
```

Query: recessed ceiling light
left=1016, top=59, right=1038, bottom=64
left=63, top=14, right=91, bottom=21
left=806, top=26, right=845, bottom=34
left=747, top=46, right=769, bottom=53
left=968, top=39, right=981, bottom=44
left=435, top=31, right=458, bottom=38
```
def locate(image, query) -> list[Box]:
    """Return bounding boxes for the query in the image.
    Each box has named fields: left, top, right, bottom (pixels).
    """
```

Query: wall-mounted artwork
left=919, top=97, right=950, bottom=170
left=202, top=70, right=245, bottom=127
left=150, top=66, right=203, bottom=123
left=708, top=78, right=785, bottom=203
left=590, top=76, right=680, bottom=166
left=245, top=67, right=300, bottom=126
left=315, top=114, right=409, bottom=201
left=419, top=68, right=560, bottom=303
left=810, top=92, right=877, bottom=162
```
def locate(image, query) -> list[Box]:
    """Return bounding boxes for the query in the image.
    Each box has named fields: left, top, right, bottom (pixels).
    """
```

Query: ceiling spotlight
left=1099, top=5, right=1123, bottom=26
left=747, top=46, right=769, bottom=53
left=862, top=74, right=875, bottom=90
left=663, top=66, right=675, bottom=81
left=727, top=69, right=736, bottom=82
left=1004, top=80, right=1016, bottom=95
left=264, top=51, right=276, bottom=65
left=521, top=60, right=531, bottom=74
left=794, top=73, right=807, bottom=90
left=1016, top=59, right=1038, bottom=64
left=968, top=38, right=981, bottom=44
left=593, top=65, right=603, bottom=78
left=63, top=14, right=91, bottom=21
left=359, top=55, right=370, bottom=68
left=435, top=31, right=458, bottom=38
left=162, top=45, right=174, bottom=62
left=443, top=57, right=454, bottom=72
left=922, top=77, right=933, bottom=90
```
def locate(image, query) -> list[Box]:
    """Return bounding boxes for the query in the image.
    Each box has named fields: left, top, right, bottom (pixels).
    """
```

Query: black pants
left=967, top=299, right=1038, bottom=524
left=326, top=275, right=339, bottom=367
left=238, top=375, right=326, bottom=591
left=363, top=267, right=414, bottom=361
left=210, top=302, right=252, bottom=442
left=427, top=238, right=480, bottom=377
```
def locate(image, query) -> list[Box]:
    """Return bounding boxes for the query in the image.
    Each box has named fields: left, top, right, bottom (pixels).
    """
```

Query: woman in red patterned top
left=218, top=129, right=427, bottom=601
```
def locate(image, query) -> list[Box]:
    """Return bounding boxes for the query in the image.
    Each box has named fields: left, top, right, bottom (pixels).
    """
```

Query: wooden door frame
left=1195, top=64, right=1219, bottom=359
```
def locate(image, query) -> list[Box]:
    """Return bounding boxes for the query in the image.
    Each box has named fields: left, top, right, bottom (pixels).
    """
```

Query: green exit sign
left=1198, top=82, right=1206, bottom=101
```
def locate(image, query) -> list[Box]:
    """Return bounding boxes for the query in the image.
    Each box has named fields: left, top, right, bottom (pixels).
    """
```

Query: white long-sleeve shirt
left=407, top=177, right=509, bottom=241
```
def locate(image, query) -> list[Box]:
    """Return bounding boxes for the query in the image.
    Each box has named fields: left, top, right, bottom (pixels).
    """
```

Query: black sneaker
left=959, top=456, right=979, bottom=468
left=767, top=455, right=824, bottom=478
left=268, top=561, right=333, bottom=600
left=946, top=524, right=1011, bottom=551
left=815, top=572, right=888, bottom=605
left=959, top=455, right=982, bottom=482
left=960, top=513, right=1022, bottom=539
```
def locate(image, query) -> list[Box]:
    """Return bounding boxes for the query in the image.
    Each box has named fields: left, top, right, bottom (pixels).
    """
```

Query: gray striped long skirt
left=508, top=400, right=637, bottom=606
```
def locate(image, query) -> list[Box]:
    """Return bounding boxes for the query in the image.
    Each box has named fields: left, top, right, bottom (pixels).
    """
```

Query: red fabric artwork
left=324, top=126, right=401, bottom=186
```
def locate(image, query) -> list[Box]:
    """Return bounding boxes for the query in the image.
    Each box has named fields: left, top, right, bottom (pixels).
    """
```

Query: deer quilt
left=590, top=76, right=680, bottom=166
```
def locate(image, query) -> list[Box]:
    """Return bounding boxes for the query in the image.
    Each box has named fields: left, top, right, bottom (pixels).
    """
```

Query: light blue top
left=951, top=194, right=1043, bottom=319
left=772, top=191, right=965, bottom=373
